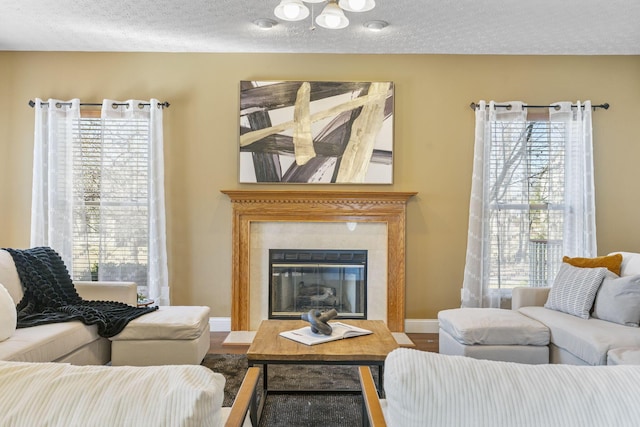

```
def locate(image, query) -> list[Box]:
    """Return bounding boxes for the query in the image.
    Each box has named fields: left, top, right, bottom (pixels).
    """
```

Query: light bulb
left=339, top=0, right=375, bottom=12
left=274, top=0, right=309, bottom=21
left=348, top=0, right=366, bottom=11
left=316, top=1, right=349, bottom=29
left=324, top=14, right=341, bottom=28
left=283, top=3, right=301, bottom=19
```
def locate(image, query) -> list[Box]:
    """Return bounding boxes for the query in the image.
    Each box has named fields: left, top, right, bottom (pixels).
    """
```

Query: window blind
left=488, top=120, right=565, bottom=288
left=71, top=116, right=150, bottom=288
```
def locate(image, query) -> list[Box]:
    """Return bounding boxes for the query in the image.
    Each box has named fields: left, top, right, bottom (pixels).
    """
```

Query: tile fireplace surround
left=221, top=190, right=416, bottom=332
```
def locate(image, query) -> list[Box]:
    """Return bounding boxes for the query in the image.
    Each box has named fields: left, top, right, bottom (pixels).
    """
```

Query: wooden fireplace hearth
left=221, top=190, right=416, bottom=332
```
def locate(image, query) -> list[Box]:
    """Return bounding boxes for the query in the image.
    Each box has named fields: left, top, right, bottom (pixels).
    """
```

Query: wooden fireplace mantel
left=221, top=190, right=417, bottom=332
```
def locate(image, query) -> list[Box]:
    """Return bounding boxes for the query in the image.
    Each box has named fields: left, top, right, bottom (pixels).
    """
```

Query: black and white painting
left=239, top=80, right=394, bottom=184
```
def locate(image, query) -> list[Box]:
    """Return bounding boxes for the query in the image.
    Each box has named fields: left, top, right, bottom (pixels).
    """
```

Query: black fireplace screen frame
left=268, top=249, right=368, bottom=320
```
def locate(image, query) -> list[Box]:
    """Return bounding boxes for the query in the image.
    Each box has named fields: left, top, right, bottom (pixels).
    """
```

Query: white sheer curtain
left=100, top=99, right=169, bottom=305
left=31, top=98, right=80, bottom=271
left=461, top=100, right=597, bottom=308
left=461, top=101, right=528, bottom=308
left=31, top=98, right=169, bottom=305
left=551, top=101, right=597, bottom=257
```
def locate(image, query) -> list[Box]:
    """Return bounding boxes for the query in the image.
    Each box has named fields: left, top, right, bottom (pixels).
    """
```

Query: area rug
left=201, top=354, right=379, bottom=427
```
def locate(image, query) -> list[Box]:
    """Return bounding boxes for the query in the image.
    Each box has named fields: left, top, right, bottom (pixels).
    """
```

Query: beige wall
left=1, top=52, right=639, bottom=320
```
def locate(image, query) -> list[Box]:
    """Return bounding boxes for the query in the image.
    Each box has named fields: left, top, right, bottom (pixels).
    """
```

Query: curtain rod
left=469, top=102, right=609, bottom=111
left=28, top=100, right=170, bottom=109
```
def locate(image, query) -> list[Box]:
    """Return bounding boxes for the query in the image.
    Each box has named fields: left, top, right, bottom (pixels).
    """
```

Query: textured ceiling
left=1, top=0, right=639, bottom=55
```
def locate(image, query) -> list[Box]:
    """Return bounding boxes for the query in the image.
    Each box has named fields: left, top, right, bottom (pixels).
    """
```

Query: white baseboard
left=208, top=317, right=439, bottom=333
left=404, top=319, right=439, bottom=334
left=209, top=317, right=231, bottom=332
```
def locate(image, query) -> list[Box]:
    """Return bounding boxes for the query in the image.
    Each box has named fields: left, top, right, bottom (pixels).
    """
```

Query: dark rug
left=202, top=354, right=378, bottom=427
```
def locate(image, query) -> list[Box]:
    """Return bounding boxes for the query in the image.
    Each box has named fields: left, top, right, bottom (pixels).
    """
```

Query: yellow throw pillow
left=562, top=253, right=623, bottom=276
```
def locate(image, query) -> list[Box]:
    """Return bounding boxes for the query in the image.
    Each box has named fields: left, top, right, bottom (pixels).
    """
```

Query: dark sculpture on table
left=301, top=308, right=338, bottom=335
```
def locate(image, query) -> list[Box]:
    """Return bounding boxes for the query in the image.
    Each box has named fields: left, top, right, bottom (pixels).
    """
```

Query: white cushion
left=615, top=252, right=640, bottom=277
left=439, top=327, right=550, bottom=364
left=384, top=348, right=640, bottom=427
left=0, top=321, right=101, bottom=362
left=0, top=360, right=225, bottom=427
left=438, top=308, right=549, bottom=346
left=110, top=306, right=210, bottom=341
left=519, top=306, right=640, bottom=365
left=0, top=250, right=23, bottom=303
left=608, top=347, right=640, bottom=365
left=0, top=282, right=17, bottom=341
left=592, top=273, right=640, bottom=327
left=545, top=263, right=607, bottom=319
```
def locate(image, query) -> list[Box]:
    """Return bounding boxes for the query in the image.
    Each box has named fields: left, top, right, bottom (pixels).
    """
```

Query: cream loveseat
left=360, top=348, right=640, bottom=427
left=0, top=360, right=259, bottom=427
left=512, top=251, right=640, bottom=365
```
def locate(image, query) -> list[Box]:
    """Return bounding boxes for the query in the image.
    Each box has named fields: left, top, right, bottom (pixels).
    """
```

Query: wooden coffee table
left=246, top=319, right=399, bottom=424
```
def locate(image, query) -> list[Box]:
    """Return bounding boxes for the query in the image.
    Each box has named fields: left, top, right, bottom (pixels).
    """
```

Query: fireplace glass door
left=269, top=249, right=367, bottom=320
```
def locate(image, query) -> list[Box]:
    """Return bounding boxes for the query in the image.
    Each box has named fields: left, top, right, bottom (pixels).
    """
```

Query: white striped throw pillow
left=544, top=262, right=607, bottom=319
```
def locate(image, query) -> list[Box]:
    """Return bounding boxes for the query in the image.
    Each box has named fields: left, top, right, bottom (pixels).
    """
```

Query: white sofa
left=512, top=251, right=640, bottom=365
left=0, top=360, right=259, bottom=427
left=360, top=348, right=640, bottom=427
left=0, top=249, right=137, bottom=364
left=0, top=248, right=211, bottom=367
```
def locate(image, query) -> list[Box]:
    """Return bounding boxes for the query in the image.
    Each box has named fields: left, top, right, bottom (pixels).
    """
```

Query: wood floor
left=208, top=332, right=439, bottom=354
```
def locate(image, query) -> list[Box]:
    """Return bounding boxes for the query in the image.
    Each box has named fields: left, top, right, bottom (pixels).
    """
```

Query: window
left=31, top=98, right=168, bottom=303
left=462, top=101, right=596, bottom=308
left=488, top=119, right=564, bottom=289
left=72, top=109, right=150, bottom=289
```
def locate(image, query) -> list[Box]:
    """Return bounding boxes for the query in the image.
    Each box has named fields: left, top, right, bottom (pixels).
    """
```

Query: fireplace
left=221, top=190, right=416, bottom=332
left=269, top=249, right=367, bottom=319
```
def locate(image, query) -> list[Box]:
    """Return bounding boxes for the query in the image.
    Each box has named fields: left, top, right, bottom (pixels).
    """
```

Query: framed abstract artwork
left=239, top=80, right=394, bottom=184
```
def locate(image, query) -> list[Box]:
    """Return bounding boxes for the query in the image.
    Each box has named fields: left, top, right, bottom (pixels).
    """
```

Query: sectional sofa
left=512, top=251, right=640, bottom=365
left=0, top=249, right=137, bottom=364
left=0, top=248, right=212, bottom=367
left=438, top=251, right=640, bottom=365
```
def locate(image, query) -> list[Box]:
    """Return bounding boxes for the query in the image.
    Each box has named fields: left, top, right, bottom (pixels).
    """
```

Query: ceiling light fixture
left=363, top=20, right=387, bottom=31
left=273, top=0, right=376, bottom=30
left=274, top=0, right=310, bottom=21
left=253, top=18, right=278, bottom=29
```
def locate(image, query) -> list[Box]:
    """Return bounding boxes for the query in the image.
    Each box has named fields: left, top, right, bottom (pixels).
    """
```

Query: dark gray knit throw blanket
left=5, top=247, right=158, bottom=338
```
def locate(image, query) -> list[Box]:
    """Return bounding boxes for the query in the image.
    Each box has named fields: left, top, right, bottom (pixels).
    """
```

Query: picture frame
left=239, top=80, right=394, bottom=184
